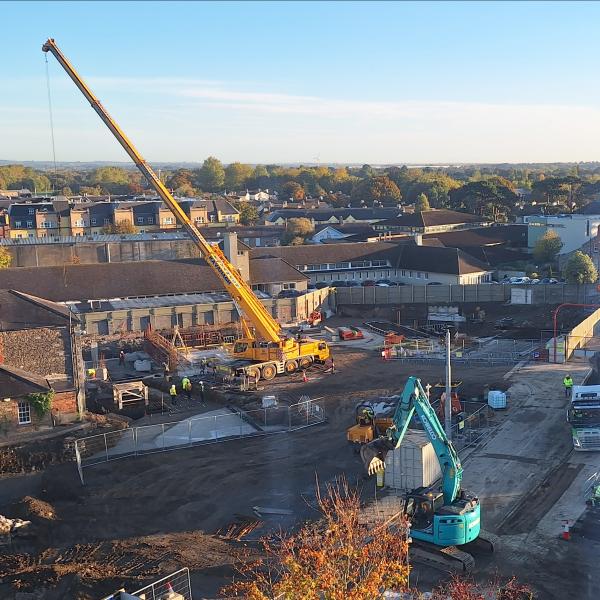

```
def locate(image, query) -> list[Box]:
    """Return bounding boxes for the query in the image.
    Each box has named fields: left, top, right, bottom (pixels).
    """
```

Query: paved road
left=461, top=358, right=590, bottom=530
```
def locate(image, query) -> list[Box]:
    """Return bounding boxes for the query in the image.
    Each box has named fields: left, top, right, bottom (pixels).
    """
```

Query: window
left=409, top=271, right=413, bottom=278
left=41, top=221, right=52, bottom=228
left=75, top=219, right=85, bottom=227
left=195, top=216, right=205, bottom=224
left=147, top=217, right=154, bottom=224
left=425, top=272, right=429, bottom=279
left=15, top=220, right=22, bottom=227
left=91, top=218, right=97, bottom=225
left=104, top=218, right=110, bottom=226
left=164, top=217, right=174, bottom=225
left=282, top=283, right=297, bottom=290
left=417, top=272, right=422, bottom=278
left=27, top=220, right=33, bottom=227
left=18, top=401, right=31, bottom=424
left=209, top=215, right=216, bottom=222
left=28, top=208, right=35, bottom=215
left=137, top=217, right=144, bottom=224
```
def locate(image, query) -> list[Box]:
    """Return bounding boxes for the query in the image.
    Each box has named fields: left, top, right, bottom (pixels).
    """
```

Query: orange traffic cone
left=561, top=520, right=571, bottom=541
left=302, top=370, right=308, bottom=383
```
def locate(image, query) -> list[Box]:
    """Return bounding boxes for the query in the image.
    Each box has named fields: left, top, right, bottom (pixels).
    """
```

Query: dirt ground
left=0, top=347, right=517, bottom=599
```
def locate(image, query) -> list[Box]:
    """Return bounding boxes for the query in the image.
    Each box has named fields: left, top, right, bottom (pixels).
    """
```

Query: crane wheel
left=299, top=357, right=312, bottom=370
left=261, top=364, right=277, bottom=380
left=247, top=367, right=261, bottom=382
left=285, top=360, right=298, bottom=374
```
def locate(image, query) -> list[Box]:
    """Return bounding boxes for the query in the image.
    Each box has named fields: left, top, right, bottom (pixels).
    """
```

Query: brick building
left=0, top=289, right=82, bottom=433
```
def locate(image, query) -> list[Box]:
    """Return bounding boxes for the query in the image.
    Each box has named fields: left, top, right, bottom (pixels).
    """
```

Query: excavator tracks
left=411, top=541, right=475, bottom=573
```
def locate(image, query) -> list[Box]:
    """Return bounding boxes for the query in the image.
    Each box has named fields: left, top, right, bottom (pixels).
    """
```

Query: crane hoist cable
left=44, top=53, right=58, bottom=192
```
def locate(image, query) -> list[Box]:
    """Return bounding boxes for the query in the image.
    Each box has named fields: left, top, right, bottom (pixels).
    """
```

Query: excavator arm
left=361, top=375, right=463, bottom=505
left=42, top=38, right=282, bottom=344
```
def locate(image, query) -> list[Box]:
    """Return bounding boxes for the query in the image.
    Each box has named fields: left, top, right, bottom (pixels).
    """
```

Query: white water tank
left=384, top=430, right=442, bottom=491
left=488, top=390, right=507, bottom=409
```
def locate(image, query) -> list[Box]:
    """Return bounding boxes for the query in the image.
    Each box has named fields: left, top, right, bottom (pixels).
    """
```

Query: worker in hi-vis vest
left=563, top=374, right=573, bottom=398
left=169, top=383, right=178, bottom=405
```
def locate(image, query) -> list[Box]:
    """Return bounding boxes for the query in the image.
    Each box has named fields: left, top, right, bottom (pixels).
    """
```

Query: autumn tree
left=449, top=180, right=517, bottom=221
left=225, top=162, right=253, bottom=191
left=237, top=202, right=259, bottom=226
left=0, top=247, right=12, bottom=269
left=350, top=176, right=401, bottom=207
left=223, top=479, right=411, bottom=600
left=532, top=230, right=563, bottom=263
left=101, top=220, right=137, bottom=234
left=282, top=217, right=314, bottom=245
left=564, top=251, right=598, bottom=284
left=282, top=180, right=305, bottom=201
left=197, top=156, right=225, bottom=192
left=415, top=193, right=430, bottom=212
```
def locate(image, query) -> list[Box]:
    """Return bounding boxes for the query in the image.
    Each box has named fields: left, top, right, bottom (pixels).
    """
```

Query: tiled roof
left=0, top=258, right=306, bottom=302
left=251, top=240, right=491, bottom=275
left=377, top=209, right=489, bottom=228
left=266, top=207, right=399, bottom=223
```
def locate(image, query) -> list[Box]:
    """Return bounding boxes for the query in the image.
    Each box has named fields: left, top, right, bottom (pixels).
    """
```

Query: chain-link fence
left=76, top=399, right=326, bottom=484
left=450, top=402, right=492, bottom=453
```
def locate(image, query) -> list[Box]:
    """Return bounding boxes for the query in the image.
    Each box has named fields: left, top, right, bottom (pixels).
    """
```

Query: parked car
left=330, top=280, right=348, bottom=287
left=314, top=281, right=329, bottom=289
left=307, top=283, right=316, bottom=290
left=376, top=279, right=394, bottom=286
left=494, top=317, right=515, bottom=329
left=376, top=282, right=390, bottom=287
left=362, top=280, right=376, bottom=286
left=427, top=281, right=443, bottom=286
left=540, top=278, right=558, bottom=284
left=278, top=289, right=302, bottom=298
left=509, top=277, right=531, bottom=284
left=346, top=280, right=361, bottom=287
left=529, top=278, right=540, bottom=284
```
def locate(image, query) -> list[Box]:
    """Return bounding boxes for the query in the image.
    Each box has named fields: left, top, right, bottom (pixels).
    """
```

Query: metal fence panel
left=76, top=400, right=327, bottom=484
left=130, top=567, right=192, bottom=600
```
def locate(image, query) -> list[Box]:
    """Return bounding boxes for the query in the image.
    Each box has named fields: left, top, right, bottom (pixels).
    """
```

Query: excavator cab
left=347, top=403, right=378, bottom=446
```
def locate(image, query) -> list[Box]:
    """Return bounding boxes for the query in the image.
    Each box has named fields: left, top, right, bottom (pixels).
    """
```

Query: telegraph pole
left=445, top=328, right=452, bottom=440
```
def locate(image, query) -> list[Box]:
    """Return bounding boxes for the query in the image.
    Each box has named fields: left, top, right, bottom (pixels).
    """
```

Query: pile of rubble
left=0, top=515, right=31, bottom=537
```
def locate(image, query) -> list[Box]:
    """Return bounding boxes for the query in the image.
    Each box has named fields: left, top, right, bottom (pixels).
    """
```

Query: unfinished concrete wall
left=0, top=327, right=72, bottom=380
left=566, top=308, right=600, bottom=360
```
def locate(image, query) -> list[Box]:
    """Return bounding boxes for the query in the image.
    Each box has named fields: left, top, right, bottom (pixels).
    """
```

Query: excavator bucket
left=360, top=438, right=394, bottom=476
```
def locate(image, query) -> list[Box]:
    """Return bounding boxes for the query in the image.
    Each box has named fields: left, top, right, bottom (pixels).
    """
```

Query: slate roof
left=376, top=209, right=489, bottom=228
left=0, top=364, right=51, bottom=398
left=251, top=241, right=491, bottom=275
left=0, top=258, right=306, bottom=302
left=266, top=207, right=399, bottom=223
left=0, top=289, right=77, bottom=330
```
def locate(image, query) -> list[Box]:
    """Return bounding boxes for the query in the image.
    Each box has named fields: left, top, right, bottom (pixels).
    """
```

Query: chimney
left=223, top=231, right=238, bottom=267
left=414, top=233, right=423, bottom=246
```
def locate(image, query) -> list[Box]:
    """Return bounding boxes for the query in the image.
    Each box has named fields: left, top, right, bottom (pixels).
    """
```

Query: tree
left=225, top=162, right=253, bottom=191
left=282, top=180, right=305, bottom=201
left=532, top=230, right=563, bottom=263
left=101, top=220, right=137, bottom=234
left=197, top=156, right=225, bottom=192
left=0, top=247, right=12, bottom=269
left=564, top=251, right=598, bottom=284
left=415, top=193, right=430, bottom=212
left=237, top=203, right=259, bottom=226
left=449, top=180, right=517, bottom=220
left=174, top=183, right=198, bottom=197
left=351, top=176, right=401, bottom=207
left=223, top=479, right=411, bottom=599
left=166, top=168, right=195, bottom=190
left=282, top=217, right=314, bottom=245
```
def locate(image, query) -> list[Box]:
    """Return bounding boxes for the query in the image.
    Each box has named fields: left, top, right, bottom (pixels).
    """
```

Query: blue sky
left=3, top=1, right=600, bottom=164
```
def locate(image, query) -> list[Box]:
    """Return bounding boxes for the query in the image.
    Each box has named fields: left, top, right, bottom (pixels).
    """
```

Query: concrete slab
left=461, top=359, right=591, bottom=531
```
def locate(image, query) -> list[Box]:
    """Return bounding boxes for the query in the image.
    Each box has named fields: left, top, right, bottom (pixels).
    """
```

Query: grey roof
left=376, top=209, right=489, bottom=229
left=0, top=289, right=77, bottom=330
left=266, top=207, right=399, bottom=223
left=0, top=364, right=51, bottom=398
left=0, top=257, right=306, bottom=302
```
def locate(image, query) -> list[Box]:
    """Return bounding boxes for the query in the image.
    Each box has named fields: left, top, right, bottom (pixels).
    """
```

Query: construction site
left=3, top=36, right=600, bottom=600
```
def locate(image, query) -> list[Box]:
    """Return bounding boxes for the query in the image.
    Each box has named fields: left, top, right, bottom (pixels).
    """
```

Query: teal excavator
left=360, top=376, right=496, bottom=571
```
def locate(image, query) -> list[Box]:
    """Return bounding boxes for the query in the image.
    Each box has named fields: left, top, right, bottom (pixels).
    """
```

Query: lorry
left=567, top=385, right=600, bottom=451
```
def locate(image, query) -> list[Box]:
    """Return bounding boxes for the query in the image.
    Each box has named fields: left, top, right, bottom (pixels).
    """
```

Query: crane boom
left=42, top=38, right=282, bottom=344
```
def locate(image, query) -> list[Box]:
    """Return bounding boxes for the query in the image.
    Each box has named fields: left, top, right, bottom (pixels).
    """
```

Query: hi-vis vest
left=564, top=377, right=573, bottom=388
left=169, top=384, right=177, bottom=395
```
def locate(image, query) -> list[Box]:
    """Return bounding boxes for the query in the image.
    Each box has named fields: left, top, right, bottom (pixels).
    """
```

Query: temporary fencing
left=100, top=567, right=192, bottom=600
left=450, top=402, right=492, bottom=452
left=76, top=398, right=326, bottom=484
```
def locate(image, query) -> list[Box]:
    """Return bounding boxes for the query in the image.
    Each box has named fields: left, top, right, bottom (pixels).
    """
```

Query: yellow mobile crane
left=43, top=38, right=330, bottom=382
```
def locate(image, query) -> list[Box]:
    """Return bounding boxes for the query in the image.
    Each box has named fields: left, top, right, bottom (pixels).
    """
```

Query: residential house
left=372, top=209, right=491, bottom=235
left=0, top=289, right=82, bottom=433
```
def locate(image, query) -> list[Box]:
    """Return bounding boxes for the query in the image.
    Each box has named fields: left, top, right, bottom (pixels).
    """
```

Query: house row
left=4, top=197, right=240, bottom=239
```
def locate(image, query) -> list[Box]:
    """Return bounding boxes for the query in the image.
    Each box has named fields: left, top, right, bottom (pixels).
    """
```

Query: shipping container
left=383, top=429, right=441, bottom=491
